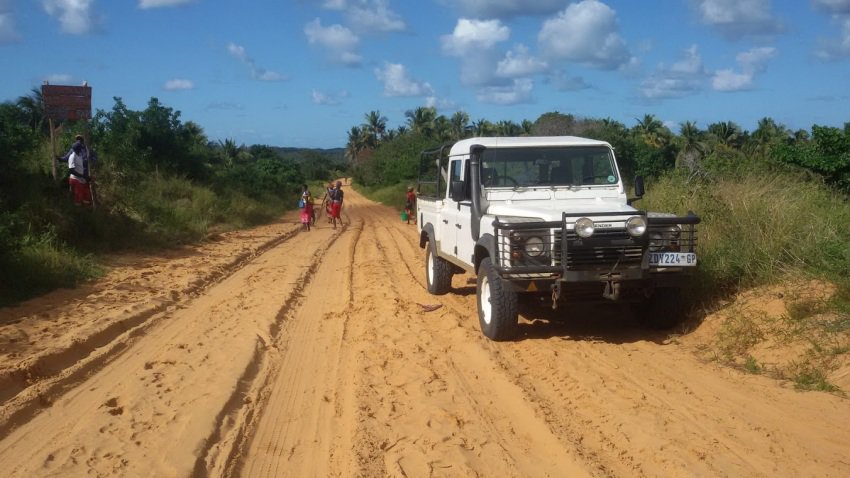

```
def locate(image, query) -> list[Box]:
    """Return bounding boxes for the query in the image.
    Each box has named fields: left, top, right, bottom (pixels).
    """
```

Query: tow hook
left=551, top=282, right=561, bottom=310
left=602, top=280, right=621, bottom=301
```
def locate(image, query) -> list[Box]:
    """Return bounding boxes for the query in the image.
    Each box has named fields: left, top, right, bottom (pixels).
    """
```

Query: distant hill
left=271, top=146, right=345, bottom=164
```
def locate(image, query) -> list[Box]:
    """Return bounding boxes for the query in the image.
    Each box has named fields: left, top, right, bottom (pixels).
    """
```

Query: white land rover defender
left=416, top=136, right=700, bottom=341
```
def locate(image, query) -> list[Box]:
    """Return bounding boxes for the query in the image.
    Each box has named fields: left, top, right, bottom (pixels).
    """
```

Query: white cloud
left=226, top=42, right=286, bottom=81
left=711, top=70, right=753, bottom=91
left=321, top=0, right=347, bottom=9
left=163, top=78, right=194, bottom=90
left=347, top=0, right=405, bottom=33
left=311, top=89, right=349, bottom=105
left=496, top=44, right=548, bottom=78
left=375, top=62, right=434, bottom=97
left=447, top=0, right=565, bottom=18
left=639, top=45, right=708, bottom=99
left=424, top=96, right=457, bottom=111
left=45, top=73, right=74, bottom=84
left=0, top=1, right=20, bottom=43
left=550, top=70, right=590, bottom=91
left=538, top=0, right=632, bottom=70
left=441, top=18, right=509, bottom=56
left=476, top=78, right=533, bottom=105
left=711, top=46, right=776, bottom=91
left=814, top=9, right=850, bottom=60
left=42, top=0, right=96, bottom=35
left=812, top=0, right=850, bottom=14
left=138, top=0, right=195, bottom=9
left=304, top=18, right=362, bottom=66
left=691, top=0, right=783, bottom=39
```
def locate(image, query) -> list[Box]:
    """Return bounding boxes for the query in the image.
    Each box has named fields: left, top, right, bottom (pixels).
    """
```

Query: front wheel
left=477, top=258, right=518, bottom=341
left=425, top=245, right=453, bottom=295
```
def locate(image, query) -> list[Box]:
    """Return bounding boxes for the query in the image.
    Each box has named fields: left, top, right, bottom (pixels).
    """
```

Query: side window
left=448, top=159, right=466, bottom=201
left=450, top=159, right=463, bottom=183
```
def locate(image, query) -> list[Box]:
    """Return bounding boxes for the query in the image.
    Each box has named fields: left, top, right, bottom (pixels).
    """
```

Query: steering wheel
left=501, top=175, right=519, bottom=186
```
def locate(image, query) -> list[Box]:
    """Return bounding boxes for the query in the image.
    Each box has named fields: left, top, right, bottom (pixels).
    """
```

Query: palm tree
left=405, top=106, right=437, bottom=137
left=17, top=88, right=46, bottom=134
left=471, top=119, right=493, bottom=137
left=449, top=111, right=470, bottom=141
left=495, top=120, right=520, bottom=137
left=363, top=110, right=387, bottom=146
left=218, top=138, right=240, bottom=167
left=748, top=117, right=788, bottom=157
left=634, top=114, right=666, bottom=148
left=434, top=115, right=451, bottom=143
left=345, top=125, right=367, bottom=163
left=520, top=119, right=533, bottom=136
left=676, top=121, right=705, bottom=169
left=707, top=121, right=741, bottom=148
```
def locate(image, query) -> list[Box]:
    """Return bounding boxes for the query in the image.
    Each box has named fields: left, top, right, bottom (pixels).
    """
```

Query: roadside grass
left=352, top=181, right=410, bottom=215
left=615, top=169, right=850, bottom=393
left=0, top=228, right=103, bottom=306
left=0, top=175, right=291, bottom=307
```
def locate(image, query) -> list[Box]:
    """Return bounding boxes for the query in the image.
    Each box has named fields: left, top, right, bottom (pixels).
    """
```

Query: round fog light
left=575, top=217, right=594, bottom=238
left=524, top=236, right=545, bottom=257
left=626, top=216, right=647, bottom=237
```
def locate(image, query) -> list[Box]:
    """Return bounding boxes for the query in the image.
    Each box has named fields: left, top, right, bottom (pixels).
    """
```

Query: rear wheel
left=632, top=288, right=686, bottom=329
left=477, top=258, right=519, bottom=341
left=425, top=245, right=453, bottom=295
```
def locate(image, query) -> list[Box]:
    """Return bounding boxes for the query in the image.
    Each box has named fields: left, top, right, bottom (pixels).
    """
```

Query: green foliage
left=354, top=133, right=434, bottom=187
left=773, top=125, right=850, bottom=191
left=642, top=170, right=850, bottom=295
left=0, top=93, right=338, bottom=305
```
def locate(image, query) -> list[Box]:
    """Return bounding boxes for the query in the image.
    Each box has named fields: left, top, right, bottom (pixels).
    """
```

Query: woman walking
left=299, top=184, right=314, bottom=232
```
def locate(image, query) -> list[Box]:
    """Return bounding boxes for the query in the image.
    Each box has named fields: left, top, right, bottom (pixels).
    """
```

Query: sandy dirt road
left=1, top=185, right=849, bottom=477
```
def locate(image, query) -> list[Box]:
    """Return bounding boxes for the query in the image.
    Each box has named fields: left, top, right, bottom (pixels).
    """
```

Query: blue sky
left=1, top=0, right=849, bottom=148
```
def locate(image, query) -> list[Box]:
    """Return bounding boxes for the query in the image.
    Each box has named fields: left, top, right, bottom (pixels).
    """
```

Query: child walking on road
left=299, top=184, right=314, bottom=232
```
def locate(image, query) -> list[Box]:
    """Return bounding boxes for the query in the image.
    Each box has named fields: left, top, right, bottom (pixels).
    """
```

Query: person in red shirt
left=405, top=186, right=416, bottom=225
left=329, top=181, right=344, bottom=229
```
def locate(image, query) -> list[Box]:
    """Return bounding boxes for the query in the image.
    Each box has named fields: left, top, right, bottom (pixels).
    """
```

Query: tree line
left=346, top=106, right=850, bottom=193
left=0, top=89, right=346, bottom=304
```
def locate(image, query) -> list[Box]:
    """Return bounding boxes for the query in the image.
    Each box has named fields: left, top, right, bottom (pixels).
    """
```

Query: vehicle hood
left=485, top=199, right=639, bottom=222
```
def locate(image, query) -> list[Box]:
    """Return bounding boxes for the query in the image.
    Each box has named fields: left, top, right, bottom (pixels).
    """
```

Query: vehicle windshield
left=480, top=146, right=619, bottom=188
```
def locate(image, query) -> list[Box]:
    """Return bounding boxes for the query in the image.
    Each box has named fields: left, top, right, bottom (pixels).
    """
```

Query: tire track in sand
left=218, top=218, right=362, bottom=478
left=0, top=222, right=340, bottom=477
left=342, top=201, right=591, bottom=477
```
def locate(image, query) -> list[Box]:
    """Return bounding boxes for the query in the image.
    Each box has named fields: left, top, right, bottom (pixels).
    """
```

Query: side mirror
left=628, top=175, right=645, bottom=206
left=634, top=175, right=645, bottom=198
left=450, top=180, right=465, bottom=202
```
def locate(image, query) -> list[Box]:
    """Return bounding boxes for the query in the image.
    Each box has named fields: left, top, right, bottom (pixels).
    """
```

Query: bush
left=642, top=170, right=850, bottom=297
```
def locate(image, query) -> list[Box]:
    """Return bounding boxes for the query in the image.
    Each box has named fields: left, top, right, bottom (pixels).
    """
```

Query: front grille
left=556, top=228, right=644, bottom=269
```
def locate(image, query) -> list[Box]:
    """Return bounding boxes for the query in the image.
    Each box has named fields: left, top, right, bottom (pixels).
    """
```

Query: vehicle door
left=455, top=158, right=475, bottom=265
left=439, top=158, right=464, bottom=259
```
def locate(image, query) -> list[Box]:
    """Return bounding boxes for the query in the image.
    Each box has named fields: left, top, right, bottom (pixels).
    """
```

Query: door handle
left=442, top=219, right=449, bottom=224
left=455, top=224, right=462, bottom=229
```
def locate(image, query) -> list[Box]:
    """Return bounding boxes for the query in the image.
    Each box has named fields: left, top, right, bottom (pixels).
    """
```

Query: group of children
left=299, top=180, right=344, bottom=231
left=298, top=180, right=416, bottom=231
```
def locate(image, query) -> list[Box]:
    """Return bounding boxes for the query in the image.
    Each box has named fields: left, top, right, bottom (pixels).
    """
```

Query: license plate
left=648, top=252, right=697, bottom=266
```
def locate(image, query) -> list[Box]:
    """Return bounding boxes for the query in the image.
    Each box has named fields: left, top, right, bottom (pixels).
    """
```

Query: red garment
left=330, top=201, right=342, bottom=219
left=300, top=203, right=314, bottom=224
left=69, top=177, right=92, bottom=205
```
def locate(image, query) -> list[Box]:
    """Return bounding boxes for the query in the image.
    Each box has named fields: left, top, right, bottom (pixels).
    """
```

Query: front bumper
left=492, top=211, right=700, bottom=289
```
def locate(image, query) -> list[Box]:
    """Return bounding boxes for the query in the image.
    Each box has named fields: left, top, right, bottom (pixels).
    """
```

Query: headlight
left=523, top=236, right=545, bottom=257
left=626, top=216, right=647, bottom=237
left=649, top=232, right=664, bottom=251
left=575, top=217, right=594, bottom=238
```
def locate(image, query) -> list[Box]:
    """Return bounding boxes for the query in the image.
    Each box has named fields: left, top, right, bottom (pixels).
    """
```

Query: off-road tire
left=425, top=245, right=453, bottom=295
left=633, top=288, right=686, bottom=329
left=476, top=258, right=519, bottom=341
